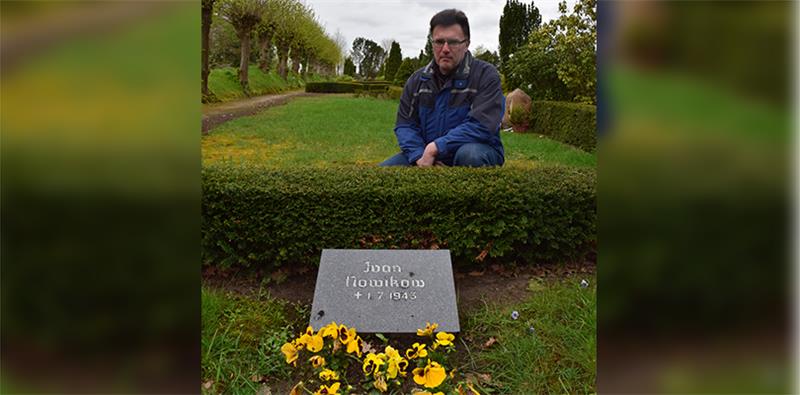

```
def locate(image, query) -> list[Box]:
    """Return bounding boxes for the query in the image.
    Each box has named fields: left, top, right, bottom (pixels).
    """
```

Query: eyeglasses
left=431, top=38, right=468, bottom=48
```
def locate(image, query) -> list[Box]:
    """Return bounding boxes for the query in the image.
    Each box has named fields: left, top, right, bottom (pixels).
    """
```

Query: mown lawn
left=202, top=95, right=596, bottom=168
left=201, top=273, right=596, bottom=394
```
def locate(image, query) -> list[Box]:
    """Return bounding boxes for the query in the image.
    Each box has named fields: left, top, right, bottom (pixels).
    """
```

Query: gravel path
left=202, top=90, right=321, bottom=134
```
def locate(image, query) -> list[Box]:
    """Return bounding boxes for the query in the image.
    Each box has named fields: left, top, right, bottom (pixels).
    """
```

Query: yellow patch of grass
left=202, top=134, right=294, bottom=167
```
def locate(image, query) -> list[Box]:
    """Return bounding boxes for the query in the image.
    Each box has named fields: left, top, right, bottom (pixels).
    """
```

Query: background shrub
left=202, top=165, right=596, bottom=270
left=529, top=101, right=596, bottom=152
left=387, top=86, right=403, bottom=100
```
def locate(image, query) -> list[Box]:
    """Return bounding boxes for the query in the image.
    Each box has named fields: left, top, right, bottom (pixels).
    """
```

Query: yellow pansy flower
left=362, top=353, right=385, bottom=375
left=339, top=325, right=357, bottom=345
left=313, top=382, right=340, bottom=395
left=416, top=322, right=439, bottom=337
left=309, top=355, right=326, bottom=368
left=413, top=391, right=445, bottom=395
left=405, top=342, right=428, bottom=359
left=346, top=335, right=363, bottom=357
left=306, top=333, right=324, bottom=352
left=319, top=368, right=339, bottom=381
left=433, top=332, right=455, bottom=349
left=383, top=346, right=408, bottom=379
left=412, top=360, right=446, bottom=388
left=280, top=341, right=298, bottom=365
left=296, top=325, right=315, bottom=347
left=320, top=322, right=339, bottom=339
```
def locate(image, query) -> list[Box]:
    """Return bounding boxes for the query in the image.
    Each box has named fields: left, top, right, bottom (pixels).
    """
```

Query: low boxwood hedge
left=305, top=82, right=360, bottom=93
left=530, top=101, right=596, bottom=152
left=306, top=81, right=391, bottom=94
left=202, top=165, right=596, bottom=269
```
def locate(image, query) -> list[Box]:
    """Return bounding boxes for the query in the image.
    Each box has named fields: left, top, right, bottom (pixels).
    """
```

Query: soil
left=201, top=258, right=596, bottom=313
left=202, top=90, right=322, bottom=134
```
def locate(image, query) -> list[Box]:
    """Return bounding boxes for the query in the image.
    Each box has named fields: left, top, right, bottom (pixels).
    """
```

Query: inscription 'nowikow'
left=345, top=275, right=425, bottom=289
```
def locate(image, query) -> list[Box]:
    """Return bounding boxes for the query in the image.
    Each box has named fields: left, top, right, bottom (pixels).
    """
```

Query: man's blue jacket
left=394, top=51, right=505, bottom=164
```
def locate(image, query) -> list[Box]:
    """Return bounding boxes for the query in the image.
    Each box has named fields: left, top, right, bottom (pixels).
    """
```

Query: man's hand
left=416, top=142, right=439, bottom=168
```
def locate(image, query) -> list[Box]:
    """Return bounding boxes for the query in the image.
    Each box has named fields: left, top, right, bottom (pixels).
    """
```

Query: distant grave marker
left=309, top=249, right=460, bottom=333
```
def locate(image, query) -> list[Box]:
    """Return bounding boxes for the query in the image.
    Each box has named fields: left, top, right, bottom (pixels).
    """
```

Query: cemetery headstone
left=309, top=249, right=460, bottom=333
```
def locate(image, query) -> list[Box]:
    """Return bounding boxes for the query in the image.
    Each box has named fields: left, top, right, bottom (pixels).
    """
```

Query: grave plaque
left=309, top=249, right=460, bottom=333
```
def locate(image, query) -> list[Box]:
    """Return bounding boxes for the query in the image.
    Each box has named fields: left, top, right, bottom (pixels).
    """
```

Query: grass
left=208, top=66, right=326, bottom=102
left=462, top=274, right=596, bottom=394
left=201, top=287, right=303, bottom=394
left=202, top=95, right=596, bottom=168
left=201, top=273, right=596, bottom=394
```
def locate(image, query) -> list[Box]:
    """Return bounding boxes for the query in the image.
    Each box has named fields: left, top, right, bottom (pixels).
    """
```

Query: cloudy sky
left=303, top=0, right=571, bottom=59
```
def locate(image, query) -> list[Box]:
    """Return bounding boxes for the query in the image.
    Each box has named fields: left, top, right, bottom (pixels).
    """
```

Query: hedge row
left=202, top=165, right=596, bottom=269
left=530, top=101, right=597, bottom=152
left=305, top=82, right=360, bottom=93
left=306, top=81, right=391, bottom=94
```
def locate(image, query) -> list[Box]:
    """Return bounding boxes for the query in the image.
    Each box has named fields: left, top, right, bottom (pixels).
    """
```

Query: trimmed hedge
left=305, top=82, right=360, bottom=93
left=202, top=165, right=596, bottom=269
left=530, top=101, right=597, bottom=152
left=306, top=81, right=392, bottom=94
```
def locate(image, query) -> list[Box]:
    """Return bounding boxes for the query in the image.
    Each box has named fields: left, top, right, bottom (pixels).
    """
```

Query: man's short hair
left=429, top=9, right=470, bottom=40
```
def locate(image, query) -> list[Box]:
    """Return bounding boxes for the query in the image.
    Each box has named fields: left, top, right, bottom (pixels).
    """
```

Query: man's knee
left=453, top=144, right=502, bottom=167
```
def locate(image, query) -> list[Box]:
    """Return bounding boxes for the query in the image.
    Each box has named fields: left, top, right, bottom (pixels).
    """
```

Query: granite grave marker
left=309, top=249, right=460, bottom=333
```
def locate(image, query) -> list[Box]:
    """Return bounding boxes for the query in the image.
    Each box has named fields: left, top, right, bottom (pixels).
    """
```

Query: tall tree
left=473, top=45, right=500, bottom=68
left=332, top=29, right=347, bottom=74
left=417, top=49, right=427, bottom=67
left=384, top=41, right=403, bottom=83
left=498, top=0, right=541, bottom=76
left=423, top=32, right=433, bottom=62
left=255, top=0, right=288, bottom=73
left=219, top=0, right=265, bottom=94
left=202, top=0, right=217, bottom=101
left=393, top=57, right=417, bottom=86
left=351, top=37, right=384, bottom=79
left=507, top=0, right=596, bottom=103
left=274, top=0, right=304, bottom=79
left=343, top=56, right=356, bottom=77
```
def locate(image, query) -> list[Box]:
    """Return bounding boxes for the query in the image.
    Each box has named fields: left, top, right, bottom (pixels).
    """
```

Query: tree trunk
left=201, top=0, right=214, bottom=101
left=258, top=32, right=273, bottom=73
left=290, top=46, right=301, bottom=74
left=238, top=28, right=251, bottom=94
left=276, top=40, right=289, bottom=80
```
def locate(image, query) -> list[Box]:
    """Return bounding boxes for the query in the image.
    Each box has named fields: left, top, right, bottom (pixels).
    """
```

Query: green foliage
left=509, top=105, right=530, bottom=127
left=305, top=81, right=359, bottom=93
left=387, top=86, right=403, bottom=100
left=473, top=45, right=501, bottom=69
left=530, top=101, right=596, bottom=152
left=304, top=81, right=389, bottom=94
left=498, top=0, right=541, bottom=76
left=384, top=41, right=403, bottom=83
left=393, top=57, right=418, bottom=86
left=507, top=0, right=596, bottom=104
left=202, top=165, right=596, bottom=270
left=202, top=287, right=297, bottom=394
left=351, top=37, right=385, bottom=79
left=211, top=0, right=342, bottom=81
left=464, top=274, right=596, bottom=393
left=423, top=32, right=433, bottom=63
left=343, top=56, right=356, bottom=77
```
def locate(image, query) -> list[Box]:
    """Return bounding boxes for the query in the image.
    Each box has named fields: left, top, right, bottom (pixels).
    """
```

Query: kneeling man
left=380, top=9, right=505, bottom=167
